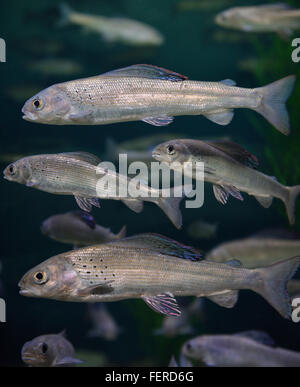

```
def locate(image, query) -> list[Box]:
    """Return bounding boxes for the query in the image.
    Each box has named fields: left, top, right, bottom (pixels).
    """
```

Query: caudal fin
left=255, top=75, right=296, bottom=135
left=254, top=256, right=300, bottom=319
left=285, top=185, right=300, bottom=225
left=155, top=184, right=193, bottom=229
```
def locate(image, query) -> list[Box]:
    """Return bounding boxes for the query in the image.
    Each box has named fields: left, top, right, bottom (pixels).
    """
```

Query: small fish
left=41, top=210, right=126, bottom=247
left=215, top=3, right=300, bottom=38
left=18, top=233, right=300, bottom=319
left=30, top=58, right=83, bottom=77
left=206, top=229, right=300, bottom=268
left=86, top=303, right=121, bottom=341
left=59, top=4, right=164, bottom=46
left=182, top=331, right=300, bottom=367
left=21, top=331, right=83, bottom=367
left=21, top=64, right=296, bottom=135
left=152, top=139, right=300, bottom=224
left=3, top=152, right=191, bottom=229
left=187, top=220, right=218, bottom=240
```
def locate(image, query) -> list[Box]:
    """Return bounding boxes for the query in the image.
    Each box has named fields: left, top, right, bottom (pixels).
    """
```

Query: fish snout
left=22, top=105, right=38, bottom=122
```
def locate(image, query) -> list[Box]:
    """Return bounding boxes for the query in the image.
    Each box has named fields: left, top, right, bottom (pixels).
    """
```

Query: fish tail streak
left=255, top=75, right=296, bottom=135
left=285, top=185, right=300, bottom=225
left=254, top=256, right=300, bottom=319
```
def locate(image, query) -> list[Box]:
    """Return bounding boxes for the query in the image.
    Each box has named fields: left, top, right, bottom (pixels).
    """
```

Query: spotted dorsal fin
left=59, top=152, right=101, bottom=166
left=107, top=233, right=203, bottom=261
left=208, top=140, right=259, bottom=168
left=102, top=64, right=188, bottom=82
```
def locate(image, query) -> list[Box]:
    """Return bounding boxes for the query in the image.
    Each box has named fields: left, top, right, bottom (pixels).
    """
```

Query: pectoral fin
left=69, top=110, right=94, bottom=123
left=254, top=195, right=273, bottom=208
left=77, top=281, right=114, bottom=296
left=142, top=116, right=174, bottom=126
left=74, top=196, right=100, bottom=212
left=207, top=290, right=238, bottom=308
left=142, top=292, right=181, bottom=316
left=122, top=199, right=144, bottom=213
left=204, top=110, right=234, bottom=125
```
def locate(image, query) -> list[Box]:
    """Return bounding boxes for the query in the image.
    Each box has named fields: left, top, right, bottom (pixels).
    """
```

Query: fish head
left=18, top=256, right=81, bottom=301
left=21, top=335, right=56, bottom=366
left=22, top=85, right=71, bottom=124
left=215, top=8, right=243, bottom=29
left=152, top=140, right=190, bottom=164
left=3, top=158, right=32, bottom=185
left=182, top=335, right=223, bottom=366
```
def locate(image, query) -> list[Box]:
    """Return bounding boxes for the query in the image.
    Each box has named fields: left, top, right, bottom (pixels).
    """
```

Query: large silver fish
left=18, top=233, right=300, bottom=319
left=41, top=211, right=126, bottom=247
left=21, top=331, right=83, bottom=367
left=21, top=64, right=296, bottom=135
left=3, top=152, right=190, bottom=229
left=152, top=139, right=300, bottom=224
left=206, top=229, right=300, bottom=268
left=216, top=3, right=300, bottom=38
left=182, top=331, right=300, bottom=367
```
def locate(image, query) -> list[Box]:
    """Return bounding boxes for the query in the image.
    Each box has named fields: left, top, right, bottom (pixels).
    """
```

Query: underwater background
left=0, top=0, right=300, bottom=366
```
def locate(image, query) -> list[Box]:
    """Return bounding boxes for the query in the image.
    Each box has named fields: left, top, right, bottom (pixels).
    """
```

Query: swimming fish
left=206, top=229, right=300, bottom=268
left=21, top=331, right=83, bottom=367
left=182, top=331, right=300, bottom=367
left=215, top=3, right=300, bottom=38
left=41, top=211, right=126, bottom=247
left=18, top=233, right=300, bottom=319
left=152, top=139, right=300, bottom=224
left=21, top=64, right=296, bottom=135
left=59, top=4, right=164, bottom=46
left=187, top=220, right=218, bottom=240
left=86, top=303, right=121, bottom=341
left=3, top=152, right=190, bottom=229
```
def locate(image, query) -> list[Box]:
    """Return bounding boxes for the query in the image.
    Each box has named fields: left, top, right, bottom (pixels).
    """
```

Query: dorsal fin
left=71, top=211, right=96, bottom=229
left=208, top=140, right=259, bottom=168
left=234, top=331, right=275, bottom=347
left=102, top=64, right=188, bottom=82
left=59, top=152, right=101, bottom=166
left=108, top=233, right=203, bottom=261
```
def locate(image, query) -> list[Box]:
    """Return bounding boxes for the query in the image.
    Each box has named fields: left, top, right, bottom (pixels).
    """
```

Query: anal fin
left=122, top=199, right=144, bottom=213
left=204, top=110, right=234, bottom=125
left=207, top=290, right=238, bottom=308
left=254, top=195, right=273, bottom=208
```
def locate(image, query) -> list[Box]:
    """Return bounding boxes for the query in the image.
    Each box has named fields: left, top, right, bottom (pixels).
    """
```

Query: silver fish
left=21, top=64, right=296, bottom=135
left=18, top=233, right=300, bottom=319
left=41, top=210, right=126, bottom=247
left=152, top=139, right=300, bottom=224
left=206, top=229, right=300, bottom=268
left=182, top=331, right=300, bottom=367
left=21, top=331, right=83, bottom=367
left=59, top=4, right=164, bottom=46
left=216, top=3, right=300, bottom=38
left=3, top=151, right=190, bottom=229
left=86, top=303, right=121, bottom=341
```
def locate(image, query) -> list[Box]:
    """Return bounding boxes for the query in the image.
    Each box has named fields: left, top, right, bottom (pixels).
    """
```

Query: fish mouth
left=151, top=151, right=162, bottom=160
left=22, top=112, right=38, bottom=122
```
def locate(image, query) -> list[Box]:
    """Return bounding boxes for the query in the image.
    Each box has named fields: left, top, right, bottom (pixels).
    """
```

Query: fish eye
left=186, top=342, right=192, bottom=351
left=41, top=343, right=48, bottom=354
left=7, top=164, right=16, bottom=175
left=33, top=271, right=48, bottom=285
left=32, top=98, right=43, bottom=110
left=166, top=145, right=175, bottom=155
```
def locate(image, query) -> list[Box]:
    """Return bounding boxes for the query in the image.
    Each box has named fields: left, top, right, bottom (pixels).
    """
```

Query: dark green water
left=0, top=0, right=300, bottom=366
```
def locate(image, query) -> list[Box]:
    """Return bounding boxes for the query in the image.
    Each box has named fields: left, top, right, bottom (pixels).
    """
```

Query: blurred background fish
left=186, top=220, right=218, bottom=240
left=86, top=303, right=121, bottom=341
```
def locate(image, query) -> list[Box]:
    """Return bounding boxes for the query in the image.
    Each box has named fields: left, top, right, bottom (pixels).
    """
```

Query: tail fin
left=253, top=256, right=300, bottom=319
left=116, top=225, right=127, bottom=239
left=155, top=184, right=193, bottom=229
left=254, top=75, right=296, bottom=135
left=285, top=185, right=300, bottom=225
left=58, top=3, right=72, bottom=27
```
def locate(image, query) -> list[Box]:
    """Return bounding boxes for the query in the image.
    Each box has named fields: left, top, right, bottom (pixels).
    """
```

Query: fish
left=21, top=64, right=296, bottom=135
left=3, top=151, right=191, bottom=229
left=152, top=139, right=300, bottom=224
left=215, top=3, right=300, bottom=38
left=29, top=58, right=83, bottom=77
left=41, top=210, right=126, bottom=247
left=182, top=330, right=300, bottom=367
left=18, top=233, right=300, bottom=319
left=168, top=353, right=193, bottom=367
left=206, top=229, right=300, bottom=268
left=86, top=303, right=121, bottom=341
left=59, top=4, right=164, bottom=46
left=186, top=220, right=218, bottom=240
left=21, top=330, right=83, bottom=367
